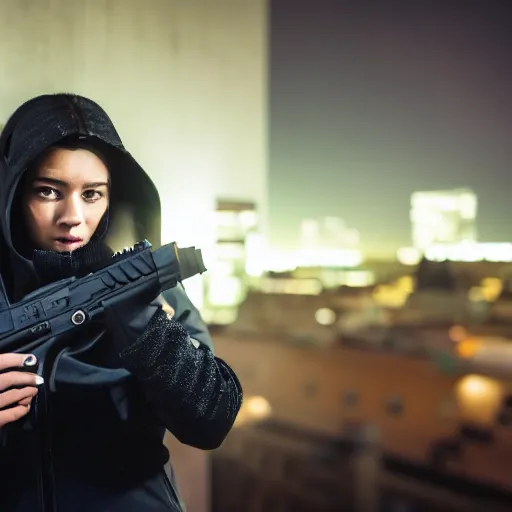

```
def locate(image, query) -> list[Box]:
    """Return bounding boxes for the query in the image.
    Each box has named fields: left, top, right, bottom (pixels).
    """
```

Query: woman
left=0, top=94, right=242, bottom=512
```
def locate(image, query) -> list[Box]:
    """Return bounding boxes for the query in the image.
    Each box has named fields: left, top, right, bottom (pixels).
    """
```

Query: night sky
left=268, top=0, right=512, bottom=257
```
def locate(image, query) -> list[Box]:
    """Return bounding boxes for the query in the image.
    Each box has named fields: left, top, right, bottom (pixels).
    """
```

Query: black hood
left=0, top=93, right=162, bottom=301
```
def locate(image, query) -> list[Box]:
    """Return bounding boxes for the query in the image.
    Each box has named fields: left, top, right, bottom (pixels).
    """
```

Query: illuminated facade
left=204, top=200, right=264, bottom=325
left=410, top=188, right=477, bottom=251
left=400, top=189, right=512, bottom=263
left=425, top=242, right=512, bottom=262
left=297, top=217, right=362, bottom=268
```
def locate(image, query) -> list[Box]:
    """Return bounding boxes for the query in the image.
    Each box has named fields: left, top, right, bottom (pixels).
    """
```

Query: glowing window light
left=215, top=243, right=245, bottom=260
left=260, top=278, right=322, bottom=295
left=246, top=396, right=272, bottom=418
left=456, top=339, right=479, bottom=359
left=344, top=270, right=375, bottom=287
left=449, top=325, right=468, bottom=343
left=315, top=308, right=336, bottom=326
left=397, top=247, right=422, bottom=266
left=211, top=260, right=235, bottom=276
left=245, top=232, right=266, bottom=277
left=455, top=374, right=503, bottom=426
left=468, top=287, right=485, bottom=302
left=425, top=243, right=512, bottom=263
left=215, top=211, right=239, bottom=227
left=297, top=249, right=363, bottom=268
left=234, top=395, right=272, bottom=427
left=239, top=210, right=258, bottom=230
left=480, top=278, right=503, bottom=302
left=208, top=276, right=243, bottom=307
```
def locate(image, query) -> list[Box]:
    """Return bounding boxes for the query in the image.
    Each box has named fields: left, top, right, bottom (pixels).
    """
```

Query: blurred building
left=298, top=217, right=362, bottom=268
left=400, top=187, right=512, bottom=264
left=299, top=217, right=360, bottom=251
left=425, top=242, right=512, bottom=263
left=0, top=0, right=268, bottom=309
left=394, top=258, right=474, bottom=327
left=410, top=188, right=478, bottom=251
left=292, top=266, right=375, bottom=289
left=213, top=331, right=512, bottom=511
left=204, top=200, right=264, bottom=325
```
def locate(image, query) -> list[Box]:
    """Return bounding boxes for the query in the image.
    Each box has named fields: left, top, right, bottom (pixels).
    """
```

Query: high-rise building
left=204, top=200, right=264, bottom=325
left=300, top=217, right=360, bottom=252
left=297, top=217, right=362, bottom=268
left=410, top=188, right=477, bottom=251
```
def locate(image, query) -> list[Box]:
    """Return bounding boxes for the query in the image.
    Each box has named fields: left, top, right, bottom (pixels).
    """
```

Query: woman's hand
left=103, top=292, right=176, bottom=353
left=161, top=300, right=175, bottom=319
left=0, top=354, right=43, bottom=428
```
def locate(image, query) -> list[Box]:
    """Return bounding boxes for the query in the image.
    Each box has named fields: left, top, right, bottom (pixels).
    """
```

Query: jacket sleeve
left=163, top=284, right=214, bottom=351
left=105, top=284, right=243, bottom=450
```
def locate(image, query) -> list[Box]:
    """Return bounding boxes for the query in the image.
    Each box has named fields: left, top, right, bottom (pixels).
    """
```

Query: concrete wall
left=0, top=0, right=268, bottom=266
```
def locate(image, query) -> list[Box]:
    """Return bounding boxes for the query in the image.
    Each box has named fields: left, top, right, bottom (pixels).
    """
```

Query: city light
left=403, top=188, right=512, bottom=264
left=298, top=217, right=363, bottom=268
left=396, top=246, right=422, bottom=266
left=455, top=374, right=503, bottom=426
left=448, top=325, right=468, bottom=343
left=259, top=278, right=322, bottom=295
left=234, top=395, right=272, bottom=427
left=410, top=188, right=477, bottom=251
left=245, top=232, right=266, bottom=277
left=315, top=308, right=336, bottom=326
left=295, top=248, right=363, bottom=268
left=372, top=276, right=414, bottom=308
left=425, top=242, right=512, bottom=263
left=455, top=338, right=479, bottom=359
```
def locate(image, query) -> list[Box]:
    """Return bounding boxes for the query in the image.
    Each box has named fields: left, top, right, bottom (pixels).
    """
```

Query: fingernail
left=35, top=376, right=44, bottom=386
left=23, top=355, right=37, bottom=367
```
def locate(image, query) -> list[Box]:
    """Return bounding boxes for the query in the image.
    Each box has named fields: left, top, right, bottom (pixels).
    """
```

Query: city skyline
left=268, top=0, right=512, bottom=258
left=271, top=186, right=508, bottom=260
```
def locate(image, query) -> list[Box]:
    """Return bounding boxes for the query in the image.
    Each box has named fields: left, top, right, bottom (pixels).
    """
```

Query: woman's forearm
left=119, top=308, right=242, bottom=449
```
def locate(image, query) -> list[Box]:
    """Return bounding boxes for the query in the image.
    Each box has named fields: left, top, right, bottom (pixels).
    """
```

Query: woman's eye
left=83, top=190, right=103, bottom=201
left=35, top=187, right=59, bottom=200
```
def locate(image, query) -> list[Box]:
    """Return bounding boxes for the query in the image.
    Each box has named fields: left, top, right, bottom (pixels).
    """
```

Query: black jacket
left=0, top=94, right=242, bottom=512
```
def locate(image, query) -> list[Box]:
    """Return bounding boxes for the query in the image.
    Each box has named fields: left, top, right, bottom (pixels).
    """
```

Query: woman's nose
left=58, top=195, right=84, bottom=227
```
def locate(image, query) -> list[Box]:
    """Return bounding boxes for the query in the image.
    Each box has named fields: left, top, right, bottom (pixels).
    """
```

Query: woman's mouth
left=54, top=237, right=84, bottom=250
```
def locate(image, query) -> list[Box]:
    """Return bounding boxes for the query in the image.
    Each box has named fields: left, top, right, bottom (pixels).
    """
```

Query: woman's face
left=22, top=148, right=110, bottom=252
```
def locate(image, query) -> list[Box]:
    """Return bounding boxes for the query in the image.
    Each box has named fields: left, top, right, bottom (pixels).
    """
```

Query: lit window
left=315, top=308, right=336, bottom=326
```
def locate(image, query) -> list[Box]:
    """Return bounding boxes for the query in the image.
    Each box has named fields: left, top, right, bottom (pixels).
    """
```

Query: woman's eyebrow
left=32, top=177, right=109, bottom=188
left=32, top=176, right=67, bottom=187
left=83, top=181, right=109, bottom=188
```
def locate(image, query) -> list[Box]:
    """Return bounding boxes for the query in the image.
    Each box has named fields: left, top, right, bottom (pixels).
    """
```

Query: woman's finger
left=0, top=371, right=44, bottom=392
left=18, top=396, right=35, bottom=407
left=0, top=354, right=37, bottom=371
left=0, top=386, right=38, bottom=409
left=0, top=404, right=31, bottom=428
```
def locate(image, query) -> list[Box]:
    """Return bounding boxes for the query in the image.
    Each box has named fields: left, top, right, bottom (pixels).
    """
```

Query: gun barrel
left=177, top=246, right=207, bottom=280
left=152, top=243, right=206, bottom=289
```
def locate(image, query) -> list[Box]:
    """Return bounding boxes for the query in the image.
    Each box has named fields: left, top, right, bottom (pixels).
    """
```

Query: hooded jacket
left=0, top=94, right=242, bottom=512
